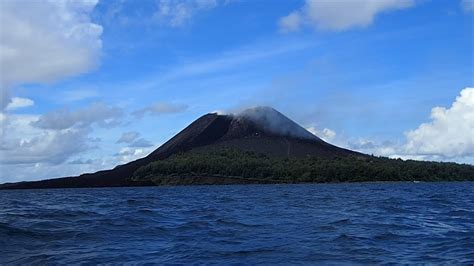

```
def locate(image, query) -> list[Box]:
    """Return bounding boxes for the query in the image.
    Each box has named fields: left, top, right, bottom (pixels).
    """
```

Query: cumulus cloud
left=328, top=88, right=474, bottom=163
left=0, top=111, right=123, bottom=182
left=0, top=0, right=102, bottom=109
left=116, top=131, right=154, bottom=147
left=133, top=102, right=188, bottom=118
left=461, top=0, right=474, bottom=12
left=0, top=125, right=91, bottom=165
left=279, top=0, right=414, bottom=32
left=117, top=131, right=140, bottom=143
left=114, top=147, right=152, bottom=164
left=306, top=126, right=336, bottom=142
left=348, top=139, right=398, bottom=157
left=129, top=138, right=154, bottom=148
left=154, top=0, right=219, bottom=27
left=403, top=87, right=474, bottom=159
left=69, top=158, right=94, bottom=165
left=282, top=119, right=398, bottom=157
left=0, top=155, right=115, bottom=182
left=5, top=97, right=34, bottom=111
left=32, top=103, right=123, bottom=130
left=0, top=102, right=122, bottom=171
left=0, top=113, right=6, bottom=124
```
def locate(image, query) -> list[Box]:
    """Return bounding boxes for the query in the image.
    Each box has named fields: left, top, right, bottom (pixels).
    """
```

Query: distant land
left=1, top=107, right=473, bottom=189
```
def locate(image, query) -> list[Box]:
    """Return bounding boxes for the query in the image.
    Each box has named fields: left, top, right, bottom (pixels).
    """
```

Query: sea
left=1, top=182, right=473, bottom=264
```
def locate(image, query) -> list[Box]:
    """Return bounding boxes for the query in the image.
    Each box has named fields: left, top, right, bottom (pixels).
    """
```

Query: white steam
left=237, top=106, right=322, bottom=141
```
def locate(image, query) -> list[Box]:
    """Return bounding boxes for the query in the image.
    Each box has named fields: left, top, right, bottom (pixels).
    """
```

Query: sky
left=0, top=0, right=473, bottom=183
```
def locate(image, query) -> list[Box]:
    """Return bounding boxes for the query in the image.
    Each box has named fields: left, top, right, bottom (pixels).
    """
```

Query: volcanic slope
left=1, top=107, right=362, bottom=189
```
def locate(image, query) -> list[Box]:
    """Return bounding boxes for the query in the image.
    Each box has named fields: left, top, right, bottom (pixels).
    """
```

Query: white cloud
left=461, top=0, right=474, bottom=12
left=321, top=128, right=336, bottom=140
left=279, top=0, right=414, bottom=32
left=333, top=88, right=474, bottom=163
left=0, top=114, right=91, bottom=165
left=117, top=131, right=140, bottom=143
left=0, top=111, right=129, bottom=182
left=0, top=128, right=91, bottom=165
left=403, top=87, right=474, bottom=159
left=129, top=138, right=154, bottom=148
left=0, top=0, right=102, bottom=109
left=348, top=139, right=398, bottom=157
left=0, top=102, right=123, bottom=177
left=279, top=11, right=302, bottom=32
left=132, top=40, right=310, bottom=93
left=298, top=124, right=402, bottom=158
left=61, top=89, right=99, bottom=102
left=114, top=147, right=152, bottom=164
left=306, top=125, right=336, bottom=142
left=154, top=0, right=219, bottom=27
left=69, top=158, right=94, bottom=165
left=5, top=97, right=34, bottom=111
left=32, top=102, right=123, bottom=130
left=0, top=103, right=154, bottom=183
left=0, top=156, right=114, bottom=182
left=133, top=102, right=188, bottom=118
left=116, top=131, right=154, bottom=147
left=211, top=110, right=227, bottom=115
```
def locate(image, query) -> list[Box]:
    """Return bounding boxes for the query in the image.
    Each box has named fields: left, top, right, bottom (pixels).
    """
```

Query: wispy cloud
left=60, top=89, right=100, bottom=103
left=133, top=102, right=188, bottom=118
left=31, top=103, right=123, bottom=130
left=124, top=39, right=313, bottom=95
left=153, top=0, right=219, bottom=27
left=5, top=97, right=34, bottom=111
left=461, top=0, right=474, bottom=12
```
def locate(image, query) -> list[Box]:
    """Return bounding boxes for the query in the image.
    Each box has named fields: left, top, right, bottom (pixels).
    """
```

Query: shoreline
left=1, top=177, right=471, bottom=191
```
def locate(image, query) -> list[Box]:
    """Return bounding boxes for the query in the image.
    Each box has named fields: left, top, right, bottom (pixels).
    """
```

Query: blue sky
left=0, top=0, right=473, bottom=182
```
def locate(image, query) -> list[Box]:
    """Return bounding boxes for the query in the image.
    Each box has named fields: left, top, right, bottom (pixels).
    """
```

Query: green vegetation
left=132, top=148, right=474, bottom=184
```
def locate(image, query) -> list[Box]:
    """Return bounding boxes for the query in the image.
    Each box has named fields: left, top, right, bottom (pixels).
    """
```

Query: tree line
left=133, top=148, right=474, bottom=184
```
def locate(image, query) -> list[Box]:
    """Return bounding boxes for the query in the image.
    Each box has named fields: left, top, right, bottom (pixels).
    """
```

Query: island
left=1, top=107, right=473, bottom=189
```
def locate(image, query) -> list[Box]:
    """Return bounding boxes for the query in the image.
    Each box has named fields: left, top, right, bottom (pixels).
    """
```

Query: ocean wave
left=0, top=182, right=473, bottom=264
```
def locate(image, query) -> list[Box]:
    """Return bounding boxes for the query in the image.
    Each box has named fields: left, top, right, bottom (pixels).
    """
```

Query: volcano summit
left=2, top=107, right=473, bottom=189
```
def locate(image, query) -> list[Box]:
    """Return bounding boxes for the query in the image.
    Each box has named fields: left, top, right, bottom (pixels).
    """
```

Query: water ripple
left=0, top=182, right=473, bottom=264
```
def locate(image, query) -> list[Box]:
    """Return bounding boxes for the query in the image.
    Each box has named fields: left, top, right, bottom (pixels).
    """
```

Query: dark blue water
left=1, top=182, right=473, bottom=264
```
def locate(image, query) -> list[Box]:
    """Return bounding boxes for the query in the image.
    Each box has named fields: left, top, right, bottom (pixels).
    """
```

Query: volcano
left=2, top=107, right=472, bottom=189
left=1, top=107, right=359, bottom=189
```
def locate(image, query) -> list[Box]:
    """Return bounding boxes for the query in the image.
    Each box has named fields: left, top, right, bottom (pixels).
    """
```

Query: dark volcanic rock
left=0, top=107, right=361, bottom=189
